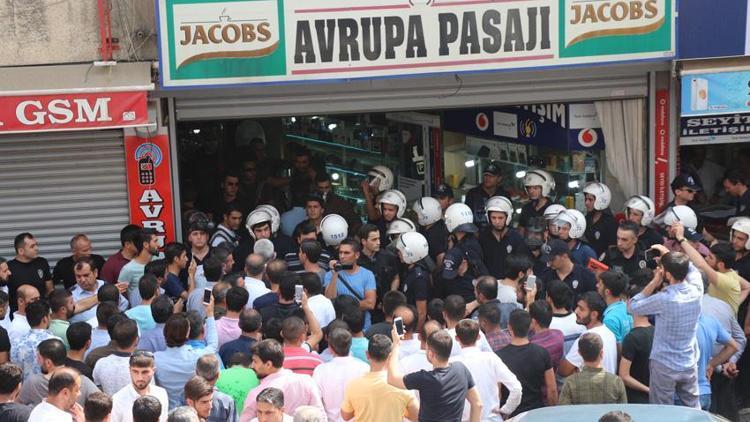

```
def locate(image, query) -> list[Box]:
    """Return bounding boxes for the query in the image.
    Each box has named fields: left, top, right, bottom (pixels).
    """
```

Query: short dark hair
left=382, top=290, right=407, bottom=317
left=300, top=240, right=322, bottom=264
left=165, top=314, right=190, bottom=348
left=239, top=309, right=262, bottom=333
left=477, top=302, right=501, bottom=327
left=618, top=221, right=640, bottom=238
left=67, top=322, right=92, bottom=351
left=48, top=289, right=72, bottom=315
left=367, top=334, right=393, bottom=362
left=96, top=301, right=119, bottom=327
left=184, top=376, right=213, bottom=402
left=74, top=255, right=98, bottom=273
left=547, top=280, right=574, bottom=310
left=427, top=298, right=446, bottom=325
left=578, top=332, right=603, bottom=362
left=253, top=339, right=285, bottom=368
left=225, top=286, right=249, bottom=312
left=107, top=313, right=129, bottom=337
left=165, top=242, right=187, bottom=265
left=138, top=274, right=160, bottom=301
left=84, top=391, right=113, bottom=422
left=13, top=232, right=33, bottom=253
left=300, top=272, right=323, bottom=296
left=0, top=363, right=23, bottom=395
left=599, top=270, right=629, bottom=297
left=305, top=195, right=325, bottom=209
left=475, top=276, right=498, bottom=300
left=186, top=311, right=204, bottom=340
left=26, top=301, right=49, bottom=327
left=294, top=222, right=317, bottom=240
left=133, top=395, right=162, bottom=422
left=328, top=328, right=352, bottom=356
left=661, top=252, right=690, bottom=282
left=262, top=318, right=283, bottom=343
left=121, top=224, right=141, bottom=247
left=599, top=411, right=633, bottom=422
left=529, top=300, right=553, bottom=328
left=579, top=291, right=607, bottom=322
left=130, top=351, right=156, bottom=368
left=256, top=387, right=285, bottom=409
left=443, top=295, right=466, bottom=321
left=281, top=317, right=306, bottom=342
left=151, top=295, right=174, bottom=324
left=0, top=290, right=7, bottom=307
left=357, top=224, right=380, bottom=243
left=112, top=318, right=139, bottom=349
left=134, top=228, right=157, bottom=255
left=48, top=368, right=78, bottom=395
left=338, top=238, right=361, bottom=253
left=222, top=202, right=243, bottom=218
left=710, top=242, right=736, bottom=269
left=315, top=172, right=332, bottom=184
left=203, top=256, right=224, bottom=283
left=455, top=319, right=480, bottom=346
left=145, top=259, right=168, bottom=279
left=333, top=295, right=360, bottom=318
left=723, top=168, right=749, bottom=186
left=341, top=308, right=365, bottom=334
left=97, top=283, right=121, bottom=303
left=426, top=330, right=453, bottom=361
left=508, top=309, right=531, bottom=338
left=503, top=254, right=533, bottom=280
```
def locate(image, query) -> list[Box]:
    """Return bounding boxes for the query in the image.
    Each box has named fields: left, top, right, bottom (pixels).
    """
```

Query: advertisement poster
left=681, top=71, right=750, bottom=116
left=158, top=0, right=675, bottom=88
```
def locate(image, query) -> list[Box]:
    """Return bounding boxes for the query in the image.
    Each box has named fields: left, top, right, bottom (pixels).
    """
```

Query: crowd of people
left=0, top=155, right=749, bottom=422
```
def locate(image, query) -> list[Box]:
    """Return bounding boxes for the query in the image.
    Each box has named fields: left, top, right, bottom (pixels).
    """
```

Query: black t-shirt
left=435, top=273, right=476, bottom=303
left=0, top=325, right=10, bottom=353
left=403, top=362, right=475, bottom=422
left=402, top=264, right=430, bottom=306
left=538, top=264, right=596, bottom=301
left=365, top=322, right=392, bottom=339
left=621, top=325, right=654, bottom=404
left=478, top=227, right=529, bottom=279
left=64, top=357, right=94, bottom=381
left=368, top=217, right=391, bottom=246
left=358, top=250, right=400, bottom=304
left=497, top=342, right=552, bottom=416
left=272, top=233, right=297, bottom=259
left=53, top=254, right=105, bottom=290
left=0, top=402, right=32, bottom=422
left=259, top=302, right=302, bottom=325
left=7, top=257, right=51, bottom=313
left=601, top=246, right=648, bottom=278
left=585, top=210, right=618, bottom=257
left=736, top=189, right=750, bottom=217
left=456, top=235, right=489, bottom=278
left=519, top=199, right=552, bottom=229
left=423, top=220, right=449, bottom=262
left=637, top=227, right=664, bottom=251
left=464, top=186, right=511, bottom=229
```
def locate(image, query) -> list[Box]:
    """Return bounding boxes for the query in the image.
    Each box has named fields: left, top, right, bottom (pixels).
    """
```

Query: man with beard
left=479, top=196, right=528, bottom=279
left=119, top=228, right=160, bottom=306
left=47, top=290, right=75, bottom=349
left=110, top=351, right=169, bottom=422
left=559, top=292, right=618, bottom=376
left=583, top=182, right=618, bottom=257
left=0, top=257, right=11, bottom=330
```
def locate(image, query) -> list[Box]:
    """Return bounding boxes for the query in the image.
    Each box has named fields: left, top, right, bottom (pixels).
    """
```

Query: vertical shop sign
left=125, top=130, right=176, bottom=249
left=654, top=89, right=669, bottom=213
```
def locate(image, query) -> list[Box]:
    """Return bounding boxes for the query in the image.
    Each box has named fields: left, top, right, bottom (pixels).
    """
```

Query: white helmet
left=368, top=165, right=394, bottom=192
left=663, top=205, right=698, bottom=230
left=582, top=182, right=612, bottom=211
left=730, top=217, right=750, bottom=249
left=387, top=218, right=417, bottom=236
left=445, top=203, right=477, bottom=233
left=412, top=197, right=442, bottom=227
left=378, top=189, right=407, bottom=218
left=485, top=196, right=514, bottom=221
left=543, top=204, right=566, bottom=221
left=554, top=209, right=587, bottom=239
left=246, top=209, right=274, bottom=240
left=255, top=204, right=280, bottom=234
left=624, top=195, right=656, bottom=226
left=396, top=232, right=429, bottom=264
left=320, top=214, right=348, bottom=246
left=524, top=169, right=556, bottom=197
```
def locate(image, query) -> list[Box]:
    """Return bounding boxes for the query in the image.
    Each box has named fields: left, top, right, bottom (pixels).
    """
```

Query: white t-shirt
left=307, top=294, right=336, bottom=328
left=400, top=350, right=432, bottom=374
left=28, top=400, right=72, bottom=422
left=92, top=353, right=133, bottom=396
left=564, top=324, right=618, bottom=374
left=398, top=338, right=422, bottom=360
left=312, top=356, right=369, bottom=422
left=448, top=328, right=492, bottom=357
left=244, top=277, right=271, bottom=308
left=8, top=312, right=29, bottom=342
left=111, top=383, right=169, bottom=422
left=497, top=283, right=518, bottom=303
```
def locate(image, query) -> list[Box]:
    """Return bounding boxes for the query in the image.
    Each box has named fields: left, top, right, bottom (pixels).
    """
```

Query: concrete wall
left=0, top=0, right=158, bottom=67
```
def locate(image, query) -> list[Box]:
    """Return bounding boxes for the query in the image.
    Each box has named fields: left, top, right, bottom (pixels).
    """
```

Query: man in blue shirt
left=164, top=242, right=190, bottom=301
left=324, top=239, right=377, bottom=330
left=688, top=314, right=738, bottom=411
left=596, top=270, right=633, bottom=344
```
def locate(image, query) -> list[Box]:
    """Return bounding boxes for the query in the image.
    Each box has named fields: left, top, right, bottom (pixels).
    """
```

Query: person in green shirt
left=215, top=352, right=260, bottom=412
left=47, top=289, right=74, bottom=349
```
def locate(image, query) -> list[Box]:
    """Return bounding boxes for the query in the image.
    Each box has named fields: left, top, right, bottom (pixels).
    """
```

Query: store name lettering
left=179, top=22, right=272, bottom=46
left=293, top=8, right=551, bottom=64
left=570, top=0, right=658, bottom=24
left=519, top=103, right=566, bottom=128
left=15, top=98, right=112, bottom=126
left=139, top=189, right=167, bottom=246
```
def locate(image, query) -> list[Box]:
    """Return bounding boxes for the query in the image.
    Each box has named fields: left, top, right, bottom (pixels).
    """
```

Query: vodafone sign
left=0, top=91, right=149, bottom=134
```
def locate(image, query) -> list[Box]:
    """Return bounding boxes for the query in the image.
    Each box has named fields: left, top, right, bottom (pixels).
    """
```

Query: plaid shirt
left=559, top=366, right=627, bottom=405
left=629, top=263, right=703, bottom=371
left=485, top=328, right=512, bottom=353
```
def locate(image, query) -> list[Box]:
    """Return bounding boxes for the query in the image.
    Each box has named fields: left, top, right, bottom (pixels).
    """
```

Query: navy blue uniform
left=585, top=209, right=618, bottom=256
left=478, top=227, right=529, bottom=279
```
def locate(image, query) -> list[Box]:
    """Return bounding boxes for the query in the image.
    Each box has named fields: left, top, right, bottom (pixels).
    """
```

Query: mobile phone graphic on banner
left=691, top=78, right=708, bottom=111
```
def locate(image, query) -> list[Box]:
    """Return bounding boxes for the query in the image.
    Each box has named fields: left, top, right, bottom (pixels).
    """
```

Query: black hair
left=203, top=256, right=224, bottom=283
left=382, top=290, right=407, bottom=317
left=547, top=280, right=574, bottom=310
left=300, top=240, right=322, bottom=264
left=357, top=224, right=380, bottom=243
left=333, top=295, right=360, bottom=318
left=225, top=286, right=250, bottom=312
left=120, top=224, right=141, bottom=247
left=48, top=289, right=72, bottom=315
left=477, top=302, right=501, bottom=326
left=367, top=334, right=392, bottom=362
left=132, top=395, right=162, bottom=422
left=186, top=310, right=205, bottom=340
left=578, top=291, right=607, bottom=322
left=426, top=330, right=453, bottom=361
left=475, top=276, right=498, bottom=300
left=503, top=254, right=533, bottom=280
left=138, top=274, right=160, bottom=301
left=341, top=308, right=365, bottom=334
left=305, top=195, right=325, bottom=209
left=26, top=301, right=50, bottom=327
left=13, top=232, right=33, bottom=253
left=508, top=309, right=531, bottom=338
left=145, top=259, right=168, bottom=280
left=339, top=238, right=362, bottom=253
left=67, top=321, right=92, bottom=351
left=528, top=300, right=553, bottom=328
left=134, top=228, right=157, bottom=255
left=661, top=252, right=690, bottom=282
left=253, top=339, right=285, bottom=368
left=164, top=242, right=187, bottom=265
left=151, top=295, right=174, bottom=324
left=427, top=298, right=446, bottom=325
left=84, top=391, right=113, bottom=422
left=0, top=363, right=23, bottom=395
left=97, top=283, right=121, bottom=303
left=48, top=369, right=78, bottom=395
left=37, top=338, right=67, bottom=366
left=628, top=268, right=653, bottom=288
left=618, top=221, right=640, bottom=238
left=599, top=270, right=629, bottom=298
left=300, top=272, right=323, bottom=296
left=723, top=168, right=749, bottom=186
left=279, top=272, right=301, bottom=301
left=293, top=222, right=317, bottom=240
left=443, top=295, right=466, bottom=321
left=112, top=318, right=139, bottom=349
left=96, top=301, right=119, bottom=327
left=710, top=242, right=736, bottom=269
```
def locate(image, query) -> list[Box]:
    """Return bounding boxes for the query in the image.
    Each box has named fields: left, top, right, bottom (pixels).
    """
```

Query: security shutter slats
left=0, top=130, right=130, bottom=267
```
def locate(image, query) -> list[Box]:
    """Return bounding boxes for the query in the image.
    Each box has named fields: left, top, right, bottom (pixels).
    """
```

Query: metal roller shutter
left=0, top=130, right=130, bottom=266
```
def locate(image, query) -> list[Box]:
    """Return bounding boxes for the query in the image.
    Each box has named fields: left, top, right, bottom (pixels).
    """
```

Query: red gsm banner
left=654, top=89, right=670, bottom=214
left=0, top=91, right=148, bottom=134
left=125, top=132, right=176, bottom=249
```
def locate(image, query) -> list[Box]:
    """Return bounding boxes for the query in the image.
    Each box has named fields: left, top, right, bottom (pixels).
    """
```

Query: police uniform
left=402, top=262, right=431, bottom=307
left=637, top=227, right=664, bottom=251
left=478, top=227, right=529, bottom=279
left=585, top=209, right=618, bottom=256
left=423, top=220, right=449, bottom=262
left=456, top=234, right=489, bottom=277
left=464, top=185, right=511, bottom=229
left=569, top=240, right=598, bottom=268
left=518, top=199, right=553, bottom=229
left=737, top=189, right=750, bottom=217
left=601, top=246, right=648, bottom=278
left=538, top=264, right=597, bottom=300
left=358, top=249, right=400, bottom=323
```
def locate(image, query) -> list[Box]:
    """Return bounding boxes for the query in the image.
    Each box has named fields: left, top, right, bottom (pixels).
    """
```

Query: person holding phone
left=324, top=239, right=377, bottom=331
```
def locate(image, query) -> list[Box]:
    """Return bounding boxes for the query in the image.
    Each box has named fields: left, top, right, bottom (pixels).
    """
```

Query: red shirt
left=530, top=328, right=564, bottom=370
left=282, top=346, right=323, bottom=376
left=101, top=250, right=130, bottom=283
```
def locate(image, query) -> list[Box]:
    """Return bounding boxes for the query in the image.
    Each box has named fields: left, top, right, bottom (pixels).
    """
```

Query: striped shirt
left=283, top=252, right=331, bottom=273
left=283, top=346, right=323, bottom=376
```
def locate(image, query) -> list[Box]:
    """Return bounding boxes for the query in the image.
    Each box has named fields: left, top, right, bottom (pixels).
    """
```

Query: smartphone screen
left=295, top=285, right=304, bottom=303
left=645, top=249, right=658, bottom=262
left=525, top=275, right=537, bottom=291
left=203, top=288, right=212, bottom=304
left=394, top=317, right=405, bottom=337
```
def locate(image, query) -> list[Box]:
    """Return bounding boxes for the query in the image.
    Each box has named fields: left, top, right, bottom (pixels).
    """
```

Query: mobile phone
left=525, top=275, right=537, bottom=291
left=587, top=258, right=609, bottom=273
left=645, top=249, right=659, bottom=262
left=203, top=288, right=212, bottom=305
left=394, top=317, right=405, bottom=337
left=295, top=284, right=304, bottom=303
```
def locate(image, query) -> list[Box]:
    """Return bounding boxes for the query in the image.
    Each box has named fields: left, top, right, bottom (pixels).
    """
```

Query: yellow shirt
left=341, top=371, right=414, bottom=422
left=709, top=270, right=741, bottom=316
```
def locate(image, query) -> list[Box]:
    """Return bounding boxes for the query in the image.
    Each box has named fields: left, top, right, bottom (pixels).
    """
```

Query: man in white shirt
left=312, top=328, right=369, bottom=421
left=400, top=320, right=442, bottom=374
left=301, top=273, right=335, bottom=328
left=452, top=319, right=522, bottom=421
left=93, top=319, right=139, bottom=395
left=394, top=306, right=421, bottom=360
left=8, top=284, right=39, bottom=341
left=443, top=295, right=492, bottom=356
left=28, top=367, right=83, bottom=422
left=111, top=350, right=169, bottom=422
left=559, top=292, right=618, bottom=376
left=244, top=254, right=271, bottom=308
left=0, top=258, right=12, bottom=330
left=546, top=280, right=586, bottom=354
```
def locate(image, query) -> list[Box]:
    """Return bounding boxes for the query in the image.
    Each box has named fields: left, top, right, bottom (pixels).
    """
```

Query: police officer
left=413, top=196, right=449, bottom=266
left=320, top=213, right=349, bottom=260
left=464, top=162, right=510, bottom=229
left=357, top=224, right=400, bottom=324
left=623, top=195, right=664, bottom=250
left=445, top=203, right=489, bottom=278
left=370, top=189, right=407, bottom=243
left=433, top=183, right=455, bottom=214
left=385, top=218, right=417, bottom=251
left=582, top=182, right=618, bottom=256
left=478, top=196, right=528, bottom=279
left=361, top=165, right=395, bottom=221
left=437, top=247, right=476, bottom=302
left=519, top=169, right=556, bottom=235
left=666, top=174, right=709, bottom=240
left=730, top=218, right=750, bottom=280
left=601, top=221, right=648, bottom=278
left=551, top=209, right=597, bottom=267
left=395, top=232, right=431, bottom=329
left=537, top=239, right=597, bottom=300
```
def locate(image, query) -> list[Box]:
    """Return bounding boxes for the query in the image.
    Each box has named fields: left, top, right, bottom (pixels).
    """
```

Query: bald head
left=17, top=285, right=41, bottom=312
left=394, top=305, right=417, bottom=334
left=245, top=254, right=265, bottom=277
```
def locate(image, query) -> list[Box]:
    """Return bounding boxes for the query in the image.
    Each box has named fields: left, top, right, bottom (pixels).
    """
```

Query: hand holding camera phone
left=295, top=284, right=304, bottom=304
left=394, top=317, right=405, bottom=338
left=525, top=275, right=537, bottom=291
left=334, top=263, right=354, bottom=272
left=202, top=288, right=212, bottom=305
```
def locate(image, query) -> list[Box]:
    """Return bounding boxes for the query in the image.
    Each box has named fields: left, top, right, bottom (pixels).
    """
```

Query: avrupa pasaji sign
left=157, top=0, right=674, bottom=88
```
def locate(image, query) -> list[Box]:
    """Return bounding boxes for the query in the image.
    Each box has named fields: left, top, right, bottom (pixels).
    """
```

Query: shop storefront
left=0, top=63, right=158, bottom=265
left=156, top=0, right=676, bottom=232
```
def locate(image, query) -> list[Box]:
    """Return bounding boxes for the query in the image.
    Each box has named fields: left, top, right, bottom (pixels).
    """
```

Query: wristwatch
left=677, top=238, right=687, bottom=243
